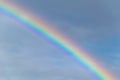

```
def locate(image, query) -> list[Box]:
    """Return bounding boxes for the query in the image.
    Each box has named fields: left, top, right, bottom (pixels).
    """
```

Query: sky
left=0, top=0, right=120, bottom=80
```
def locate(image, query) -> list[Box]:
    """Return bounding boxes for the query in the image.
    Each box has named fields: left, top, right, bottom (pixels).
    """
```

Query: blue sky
left=0, top=0, right=120, bottom=80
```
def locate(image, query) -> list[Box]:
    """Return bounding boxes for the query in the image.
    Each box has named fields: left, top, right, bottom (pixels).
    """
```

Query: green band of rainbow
left=0, top=1, right=116, bottom=80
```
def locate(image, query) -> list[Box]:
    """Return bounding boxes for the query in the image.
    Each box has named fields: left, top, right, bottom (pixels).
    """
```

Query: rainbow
left=0, top=1, right=116, bottom=80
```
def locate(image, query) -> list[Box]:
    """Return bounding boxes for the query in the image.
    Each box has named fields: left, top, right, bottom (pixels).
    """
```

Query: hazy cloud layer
left=0, top=15, right=95, bottom=80
left=1, top=0, right=120, bottom=79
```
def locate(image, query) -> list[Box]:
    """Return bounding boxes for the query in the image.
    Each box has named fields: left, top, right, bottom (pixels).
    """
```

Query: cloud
left=1, top=0, right=120, bottom=79
left=0, top=14, right=96, bottom=80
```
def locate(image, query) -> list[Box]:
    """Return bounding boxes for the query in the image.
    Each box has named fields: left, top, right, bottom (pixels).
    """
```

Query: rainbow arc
left=0, top=1, right=117, bottom=80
